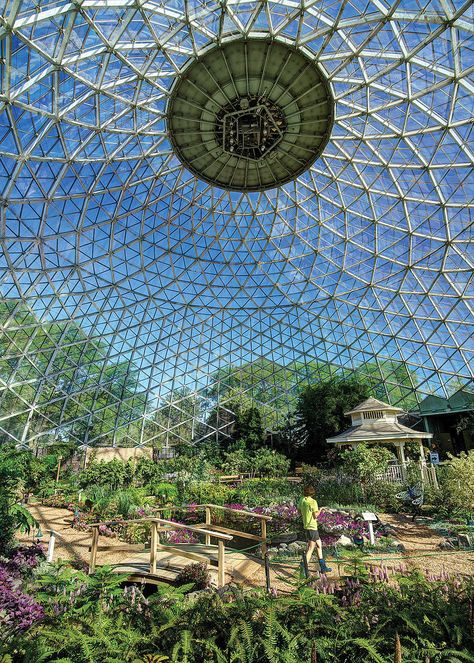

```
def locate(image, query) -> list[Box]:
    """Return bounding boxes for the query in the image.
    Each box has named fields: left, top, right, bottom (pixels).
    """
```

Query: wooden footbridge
left=88, top=504, right=272, bottom=588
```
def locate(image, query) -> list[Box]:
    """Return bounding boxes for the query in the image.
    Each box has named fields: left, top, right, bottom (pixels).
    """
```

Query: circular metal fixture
left=167, top=38, right=334, bottom=191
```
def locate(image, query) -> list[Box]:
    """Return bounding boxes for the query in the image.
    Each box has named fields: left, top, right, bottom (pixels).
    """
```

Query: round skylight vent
left=167, top=38, right=333, bottom=191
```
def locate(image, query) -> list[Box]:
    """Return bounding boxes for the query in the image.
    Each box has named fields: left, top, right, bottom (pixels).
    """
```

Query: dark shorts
left=305, top=529, right=320, bottom=542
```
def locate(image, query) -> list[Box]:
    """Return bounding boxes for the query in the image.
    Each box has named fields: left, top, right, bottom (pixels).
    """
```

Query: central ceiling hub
left=167, top=38, right=334, bottom=191
left=217, top=97, right=286, bottom=161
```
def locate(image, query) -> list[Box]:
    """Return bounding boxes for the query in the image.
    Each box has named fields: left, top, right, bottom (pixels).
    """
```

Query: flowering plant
left=2, top=544, right=45, bottom=578
left=175, top=562, right=210, bottom=590
left=0, top=565, right=44, bottom=638
left=317, top=511, right=382, bottom=540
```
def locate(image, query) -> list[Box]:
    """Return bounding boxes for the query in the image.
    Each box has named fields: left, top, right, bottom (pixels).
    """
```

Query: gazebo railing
left=375, top=464, right=406, bottom=484
left=375, top=462, right=439, bottom=488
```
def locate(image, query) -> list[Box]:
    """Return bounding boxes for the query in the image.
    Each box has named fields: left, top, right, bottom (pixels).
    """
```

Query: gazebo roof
left=327, top=420, right=432, bottom=445
left=344, top=397, right=404, bottom=417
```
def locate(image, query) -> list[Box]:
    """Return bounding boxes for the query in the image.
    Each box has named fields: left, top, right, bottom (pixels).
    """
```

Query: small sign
left=362, top=511, right=377, bottom=522
left=429, top=451, right=440, bottom=465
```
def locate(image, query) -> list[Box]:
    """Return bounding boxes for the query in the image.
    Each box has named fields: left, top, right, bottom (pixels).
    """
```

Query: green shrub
left=134, top=457, right=165, bottom=485
left=184, top=481, right=233, bottom=506
left=365, top=481, right=401, bottom=512
left=148, top=482, right=178, bottom=505
left=222, top=448, right=290, bottom=478
left=252, top=449, right=290, bottom=477
left=221, top=448, right=253, bottom=474
left=232, top=479, right=299, bottom=507
left=440, top=450, right=474, bottom=512
left=79, top=459, right=135, bottom=490
left=83, top=486, right=152, bottom=520
left=340, top=443, right=392, bottom=487
left=141, top=454, right=213, bottom=486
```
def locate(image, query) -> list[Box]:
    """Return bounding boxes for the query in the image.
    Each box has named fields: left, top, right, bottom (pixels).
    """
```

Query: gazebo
left=326, top=398, right=433, bottom=477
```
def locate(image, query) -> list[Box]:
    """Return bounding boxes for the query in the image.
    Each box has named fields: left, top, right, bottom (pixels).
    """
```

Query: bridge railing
left=118, top=503, right=272, bottom=556
left=87, top=517, right=233, bottom=587
left=192, top=503, right=272, bottom=556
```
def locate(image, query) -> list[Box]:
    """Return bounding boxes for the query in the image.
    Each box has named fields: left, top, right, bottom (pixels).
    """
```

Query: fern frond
left=352, top=637, right=386, bottom=663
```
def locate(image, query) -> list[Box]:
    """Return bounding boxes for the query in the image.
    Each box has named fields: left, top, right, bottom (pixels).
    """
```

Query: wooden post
left=205, top=507, right=211, bottom=546
left=264, top=552, right=271, bottom=593
left=217, top=539, right=225, bottom=588
left=89, top=526, right=99, bottom=574
left=150, top=521, right=158, bottom=574
left=261, top=518, right=267, bottom=557
left=55, top=456, right=62, bottom=483
left=301, top=550, right=309, bottom=579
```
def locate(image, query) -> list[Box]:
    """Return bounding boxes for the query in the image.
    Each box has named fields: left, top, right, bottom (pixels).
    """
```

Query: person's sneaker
left=319, top=558, right=332, bottom=573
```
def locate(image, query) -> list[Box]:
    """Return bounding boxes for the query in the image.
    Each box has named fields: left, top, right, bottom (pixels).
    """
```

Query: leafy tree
left=232, top=405, right=265, bottom=451
left=0, top=301, right=148, bottom=448
left=149, top=388, right=201, bottom=452
left=353, top=360, right=418, bottom=410
left=296, top=376, right=372, bottom=461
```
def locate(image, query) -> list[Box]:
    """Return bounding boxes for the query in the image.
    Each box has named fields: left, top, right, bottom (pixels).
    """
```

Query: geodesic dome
left=0, top=0, right=473, bottom=450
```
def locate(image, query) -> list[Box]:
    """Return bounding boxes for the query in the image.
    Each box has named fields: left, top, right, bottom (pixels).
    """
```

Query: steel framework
left=0, top=0, right=472, bottom=449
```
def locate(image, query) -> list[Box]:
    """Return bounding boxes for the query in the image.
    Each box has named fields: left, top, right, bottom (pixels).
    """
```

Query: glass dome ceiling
left=0, top=0, right=473, bottom=449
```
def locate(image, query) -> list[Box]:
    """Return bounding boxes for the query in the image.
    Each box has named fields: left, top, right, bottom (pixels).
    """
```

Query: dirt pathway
left=246, top=513, right=474, bottom=592
left=376, top=513, right=474, bottom=578
left=16, top=503, right=143, bottom=568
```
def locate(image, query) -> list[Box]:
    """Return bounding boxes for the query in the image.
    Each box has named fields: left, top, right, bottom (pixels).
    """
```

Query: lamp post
left=46, top=530, right=58, bottom=562
left=362, top=511, right=378, bottom=546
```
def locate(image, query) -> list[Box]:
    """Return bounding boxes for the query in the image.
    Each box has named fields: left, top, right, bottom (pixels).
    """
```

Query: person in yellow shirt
left=297, top=486, right=332, bottom=573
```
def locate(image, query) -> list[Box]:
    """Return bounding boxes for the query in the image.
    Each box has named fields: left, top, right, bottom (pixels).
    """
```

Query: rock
left=457, top=533, right=471, bottom=548
left=336, top=534, right=353, bottom=547
left=288, top=542, right=303, bottom=553
left=392, top=540, right=405, bottom=552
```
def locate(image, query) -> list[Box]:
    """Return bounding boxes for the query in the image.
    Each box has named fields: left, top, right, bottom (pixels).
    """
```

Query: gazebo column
left=418, top=438, right=428, bottom=488
left=418, top=439, right=426, bottom=466
left=394, top=442, right=407, bottom=481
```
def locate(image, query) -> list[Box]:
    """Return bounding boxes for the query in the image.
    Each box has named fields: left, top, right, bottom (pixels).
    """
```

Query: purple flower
left=4, top=544, right=46, bottom=578
left=0, top=565, right=44, bottom=635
